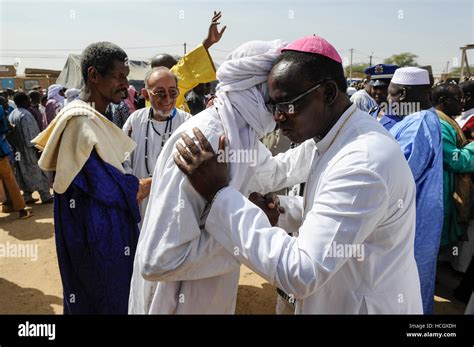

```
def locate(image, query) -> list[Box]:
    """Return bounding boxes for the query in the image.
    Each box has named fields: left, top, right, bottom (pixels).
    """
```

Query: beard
left=152, top=107, right=173, bottom=119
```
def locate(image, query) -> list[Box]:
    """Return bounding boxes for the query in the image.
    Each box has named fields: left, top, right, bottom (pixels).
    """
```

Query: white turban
left=64, top=88, right=80, bottom=105
left=47, top=84, right=65, bottom=105
left=213, top=39, right=286, bottom=190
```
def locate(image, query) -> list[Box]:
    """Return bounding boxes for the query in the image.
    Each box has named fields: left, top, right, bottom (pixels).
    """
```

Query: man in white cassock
left=123, top=67, right=191, bottom=217
left=175, top=36, right=423, bottom=314
left=128, top=40, right=317, bottom=314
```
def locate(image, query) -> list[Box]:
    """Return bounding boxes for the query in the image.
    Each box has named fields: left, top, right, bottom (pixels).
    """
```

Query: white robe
left=205, top=104, right=423, bottom=314
left=128, top=107, right=316, bottom=313
left=122, top=107, right=191, bottom=217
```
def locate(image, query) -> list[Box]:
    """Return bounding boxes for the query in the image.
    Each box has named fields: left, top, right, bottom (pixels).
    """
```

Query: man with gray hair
left=32, top=41, right=140, bottom=314
left=123, top=67, right=192, bottom=217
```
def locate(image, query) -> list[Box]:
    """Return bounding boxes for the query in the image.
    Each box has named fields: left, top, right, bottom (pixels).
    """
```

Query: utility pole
left=460, top=45, right=474, bottom=80
left=184, top=42, right=187, bottom=55
left=349, top=48, right=354, bottom=81
left=369, top=52, right=373, bottom=66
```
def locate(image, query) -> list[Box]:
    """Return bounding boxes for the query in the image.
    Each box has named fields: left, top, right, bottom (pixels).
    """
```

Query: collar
left=313, top=103, right=357, bottom=154
left=435, top=108, right=449, bottom=119
left=462, top=108, right=474, bottom=118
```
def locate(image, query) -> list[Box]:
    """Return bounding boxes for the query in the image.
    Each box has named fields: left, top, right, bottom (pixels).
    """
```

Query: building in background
left=0, top=65, right=60, bottom=92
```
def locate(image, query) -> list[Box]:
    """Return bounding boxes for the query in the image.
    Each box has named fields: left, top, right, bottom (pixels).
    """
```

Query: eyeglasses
left=267, top=81, right=325, bottom=117
left=147, top=87, right=180, bottom=99
left=448, top=95, right=466, bottom=103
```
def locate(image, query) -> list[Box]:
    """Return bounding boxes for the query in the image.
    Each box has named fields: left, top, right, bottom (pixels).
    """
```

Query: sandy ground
left=0, top=195, right=467, bottom=315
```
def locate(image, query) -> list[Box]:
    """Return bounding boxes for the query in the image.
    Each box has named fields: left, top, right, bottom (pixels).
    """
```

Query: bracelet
left=210, top=186, right=228, bottom=206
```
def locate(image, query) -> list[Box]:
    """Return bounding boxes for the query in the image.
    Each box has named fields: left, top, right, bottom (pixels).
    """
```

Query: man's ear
left=324, top=81, right=338, bottom=105
left=142, top=88, right=150, bottom=101
left=88, top=67, right=99, bottom=84
left=399, top=87, right=407, bottom=102
left=438, top=96, right=447, bottom=107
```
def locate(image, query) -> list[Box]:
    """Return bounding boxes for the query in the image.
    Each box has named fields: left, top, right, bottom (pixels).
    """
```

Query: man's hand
left=249, top=192, right=285, bottom=226
left=137, top=177, right=153, bottom=203
left=174, top=128, right=229, bottom=202
left=202, top=11, right=227, bottom=50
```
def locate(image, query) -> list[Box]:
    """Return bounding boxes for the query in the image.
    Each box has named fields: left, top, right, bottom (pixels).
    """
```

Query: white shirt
left=350, top=89, right=377, bottom=113
left=39, top=104, right=46, bottom=117
left=456, top=107, right=474, bottom=128
left=8, top=99, right=16, bottom=110
left=205, top=104, right=423, bottom=314
left=128, top=107, right=316, bottom=314
left=122, top=107, right=191, bottom=216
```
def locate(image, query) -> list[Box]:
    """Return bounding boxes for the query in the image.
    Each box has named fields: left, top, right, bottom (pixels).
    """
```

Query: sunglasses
left=448, top=95, right=466, bottom=103
left=148, top=87, right=180, bottom=99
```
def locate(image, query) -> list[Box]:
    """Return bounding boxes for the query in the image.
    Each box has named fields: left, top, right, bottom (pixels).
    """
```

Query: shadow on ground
left=1, top=202, right=54, bottom=241
left=0, top=278, right=62, bottom=314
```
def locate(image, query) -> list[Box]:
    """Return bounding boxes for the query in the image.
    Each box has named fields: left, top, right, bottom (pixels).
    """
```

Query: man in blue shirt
left=388, top=67, right=444, bottom=314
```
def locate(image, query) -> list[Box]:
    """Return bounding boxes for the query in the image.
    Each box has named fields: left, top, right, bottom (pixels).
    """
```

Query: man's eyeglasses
left=448, top=95, right=466, bottom=103
left=148, top=87, right=180, bottom=99
left=267, top=81, right=325, bottom=117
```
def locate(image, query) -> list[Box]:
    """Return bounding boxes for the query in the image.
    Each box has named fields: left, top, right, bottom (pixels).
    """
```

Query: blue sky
left=0, top=0, right=473, bottom=76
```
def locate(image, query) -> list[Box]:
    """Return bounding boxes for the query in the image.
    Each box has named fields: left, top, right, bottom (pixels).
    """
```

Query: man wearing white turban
left=45, top=84, right=65, bottom=124
left=128, top=40, right=316, bottom=314
left=64, top=88, right=80, bottom=106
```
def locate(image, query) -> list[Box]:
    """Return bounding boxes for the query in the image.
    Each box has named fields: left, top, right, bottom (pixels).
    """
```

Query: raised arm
left=171, top=11, right=226, bottom=110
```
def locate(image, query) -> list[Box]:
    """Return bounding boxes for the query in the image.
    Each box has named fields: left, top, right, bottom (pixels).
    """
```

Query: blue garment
left=54, top=150, right=141, bottom=314
left=0, top=107, right=12, bottom=158
left=369, top=106, right=403, bottom=131
left=379, top=114, right=403, bottom=131
left=389, top=108, right=444, bottom=314
left=105, top=101, right=130, bottom=128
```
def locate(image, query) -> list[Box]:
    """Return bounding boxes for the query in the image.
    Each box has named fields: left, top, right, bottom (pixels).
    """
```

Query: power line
left=0, top=44, right=183, bottom=52
left=0, top=55, right=69, bottom=60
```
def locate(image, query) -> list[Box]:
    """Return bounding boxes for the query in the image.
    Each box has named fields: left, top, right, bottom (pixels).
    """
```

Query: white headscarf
left=213, top=39, right=286, bottom=189
left=47, top=84, right=65, bottom=105
left=64, top=88, right=80, bottom=105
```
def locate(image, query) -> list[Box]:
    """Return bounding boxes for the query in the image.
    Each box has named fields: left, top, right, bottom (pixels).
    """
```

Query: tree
left=344, top=63, right=369, bottom=76
left=449, top=65, right=474, bottom=76
left=384, top=53, right=418, bottom=67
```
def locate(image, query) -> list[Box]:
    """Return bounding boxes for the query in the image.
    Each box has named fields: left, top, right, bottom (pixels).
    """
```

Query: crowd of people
left=0, top=11, right=473, bottom=315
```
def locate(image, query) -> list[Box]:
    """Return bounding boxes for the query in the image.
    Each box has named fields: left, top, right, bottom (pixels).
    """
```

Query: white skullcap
left=391, top=67, right=430, bottom=85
